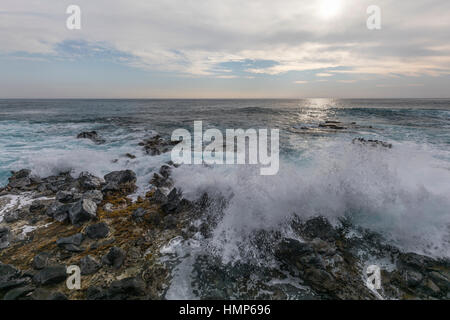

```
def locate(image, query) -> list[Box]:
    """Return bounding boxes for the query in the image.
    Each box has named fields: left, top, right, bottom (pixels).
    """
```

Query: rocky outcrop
left=139, top=135, right=181, bottom=156
left=76, top=131, right=106, bottom=145
left=352, top=137, right=392, bottom=149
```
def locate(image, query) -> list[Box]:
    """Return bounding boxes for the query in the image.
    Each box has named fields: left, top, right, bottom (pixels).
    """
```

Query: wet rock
left=102, top=247, right=126, bottom=269
left=124, top=153, right=136, bottom=159
left=69, top=199, right=97, bottom=225
left=0, top=227, right=11, bottom=250
left=107, top=277, right=146, bottom=299
left=3, top=285, right=34, bottom=300
left=161, top=188, right=183, bottom=214
left=295, top=216, right=338, bottom=242
left=139, top=135, right=181, bottom=156
left=78, top=172, right=103, bottom=191
left=85, top=222, right=109, bottom=239
left=46, top=201, right=72, bottom=222
left=275, top=238, right=316, bottom=269
left=7, top=169, right=31, bottom=189
left=82, top=190, right=103, bottom=205
left=0, top=263, right=22, bottom=290
left=102, top=170, right=137, bottom=194
left=29, top=200, right=47, bottom=213
left=80, top=255, right=101, bottom=275
left=319, top=123, right=346, bottom=130
left=428, top=271, right=450, bottom=292
left=352, top=137, right=392, bottom=149
left=404, top=270, right=424, bottom=287
left=76, top=131, right=106, bottom=145
left=56, top=233, right=84, bottom=252
left=163, top=214, right=177, bottom=229
left=33, top=265, right=66, bottom=286
left=32, top=253, right=50, bottom=270
left=56, top=190, right=80, bottom=203
left=86, top=286, right=107, bottom=300
left=4, top=211, right=19, bottom=223
left=304, top=268, right=337, bottom=293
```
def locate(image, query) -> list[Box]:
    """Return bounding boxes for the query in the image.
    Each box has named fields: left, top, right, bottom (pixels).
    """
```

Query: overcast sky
left=0, top=0, right=449, bottom=98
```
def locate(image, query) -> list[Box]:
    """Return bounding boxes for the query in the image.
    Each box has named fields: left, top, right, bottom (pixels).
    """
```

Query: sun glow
left=318, top=0, right=343, bottom=19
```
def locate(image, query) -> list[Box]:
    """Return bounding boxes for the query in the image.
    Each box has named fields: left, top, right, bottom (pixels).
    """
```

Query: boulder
left=86, top=286, right=107, bottom=300
left=32, top=253, right=50, bottom=270
left=82, top=190, right=103, bottom=205
left=85, top=222, right=109, bottom=239
left=80, top=255, right=101, bottom=275
left=56, top=233, right=84, bottom=252
left=78, top=172, right=103, bottom=191
left=131, top=208, right=147, bottom=222
left=7, top=169, right=31, bottom=189
left=3, top=285, right=34, bottom=300
left=4, top=211, right=19, bottom=223
left=33, top=265, right=67, bottom=286
left=102, top=170, right=137, bottom=194
left=46, top=201, right=72, bottom=223
left=101, top=247, right=126, bottom=269
left=107, top=277, right=146, bottom=299
left=69, top=199, right=97, bottom=225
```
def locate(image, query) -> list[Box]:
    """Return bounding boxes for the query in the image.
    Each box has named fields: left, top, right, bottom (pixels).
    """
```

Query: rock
left=103, top=203, right=114, bottom=212
left=132, top=208, right=147, bottom=222
left=150, top=188, right=168, bottom=204
left=107, top=277, right=146, bottom=299
left=82, top=190, right=103, bottom=205
left=319, top=123, right=346, bottom=130
left=33, top=265, right=66, bottom=286
left=428, top=271, right=450, bottom=291
left=102, top=247, right=126, bottom=269
left=32, top=253, right=49, bottom=270
left=102, top=170, right=137, bottom=193
left=161, top=188, right=183, bottom=214
left=56, top=233, right=84, bottom=252
left=397, top=252, right=433, bottom=272
left=352, top=137, right=392, bottom=149
left=30, top=288, right=67, bottom=300
left=424, top=279, right=441, bottom=295
left=49, top=292, right=68, bottom=300
left=4, top=211, right=19, bottom=223
left=3, top=285, right=34, bottom=300
left=0, top=227, right=11, bottom=250
left=304, top=268, right=337, bottom=292
left=69, top=199, right=97, bottom=225
left=85, top=222, right=109, bottom=239
left=46, top=201, right=72, bottom=222
left=295, top=216, right=338, bottom=242
left=8, top=169, right=31, bottom=189
left=139, top=135, right=181, bottom=156
left=76, top=131, right=106, bottom=145
left=104, top=170, right=136, bottom=186
left=163, top=214, right=177, bottom=229
left=124, top=153, right=136, bottom=159
left=78, top=172, right=103, bottom=191
left=86, top=286, right=107, bottom=300
left=0, top=263, right=21, bottom=290
left=29, top=200, right=46, bottom=213
left=275, top=238, right=315, bottom=268
left=405, top=270, right=424, bottom=287
left=56, top=190, right=80, bottom=203
left=80, top=255, right=101, bottom=275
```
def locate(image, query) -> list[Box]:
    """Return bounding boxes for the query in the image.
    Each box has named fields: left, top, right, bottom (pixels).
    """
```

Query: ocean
left=1, top=99, right=450, bottom=298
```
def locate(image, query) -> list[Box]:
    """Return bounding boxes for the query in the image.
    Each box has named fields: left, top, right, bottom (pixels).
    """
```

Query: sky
left=0, top=0, right=449, bottom=98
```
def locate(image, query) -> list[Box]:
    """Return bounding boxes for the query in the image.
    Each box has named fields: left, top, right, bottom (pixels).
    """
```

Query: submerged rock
left=139, top=135, right=181, bottom=156
left=76, top=131, right=106, bottom=145
left=352, top=137, right=392, bottom=149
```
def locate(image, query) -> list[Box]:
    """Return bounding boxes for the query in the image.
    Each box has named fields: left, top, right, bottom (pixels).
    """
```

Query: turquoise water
left=1, top=98, right=449, bottom=258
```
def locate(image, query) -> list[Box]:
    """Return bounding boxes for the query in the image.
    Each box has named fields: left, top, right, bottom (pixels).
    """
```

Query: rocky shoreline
left=0, top=134, right=449, bottom=300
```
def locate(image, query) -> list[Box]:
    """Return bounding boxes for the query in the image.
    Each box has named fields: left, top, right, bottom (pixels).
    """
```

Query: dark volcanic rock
left=32, top=253, right=50, bottom=270
left=78, top=172, right=103, bottom=191
left=33, top=265, right=67, bottom=286
left=352, top=137, right=392, bottom=149
left=3, top=285, right=35, bottom=300
left=0, top=227, right=11, bottom=250
left=102, top=247, right=126, bottom=269
left=56, top=233, right=84, bottom=252
left=102, top=170, right=137, bottom=194
left=82, top=190, right=103, bottom=205
left=76, top=131, right=106, bottom=145
left=7, top=169, right=32, bottom=189
left=85, top=222, right=109, bottom=239
left=69, top=199, right=97, bottom=225
left=80, top=255, right=101, bottom=275
left=107, top=277, right=146, bottom=299
left=139, top=135, right=181, bottom=156
left=46, top=201, right=72, bottom=222
left=86, top=286, right=107, bottom=300
left=294, top=216, right=339, bottom=242
left=4, top=211, right=19, bottom=223
left=0, top=263, right=21, bottom=290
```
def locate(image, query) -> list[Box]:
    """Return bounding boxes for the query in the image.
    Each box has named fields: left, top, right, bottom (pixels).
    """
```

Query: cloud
left=294, top=80, right=308, bottom=84
left=316, top=73, right=334, bottom=77
left=0, top=0, right=450, bottom=80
